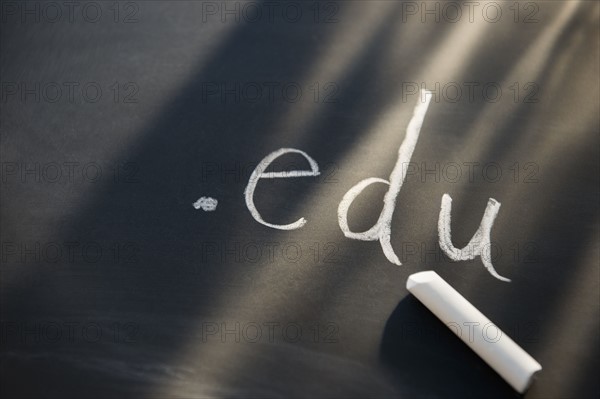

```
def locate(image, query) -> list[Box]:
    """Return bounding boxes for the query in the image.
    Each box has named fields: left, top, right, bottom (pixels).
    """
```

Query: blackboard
left=1, top=1, right=599, bottom=398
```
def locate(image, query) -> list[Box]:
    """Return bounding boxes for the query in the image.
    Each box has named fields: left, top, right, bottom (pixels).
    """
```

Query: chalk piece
left=406, top=271, right=542, bottom=393
left=193, top=196, right=218, bottom=211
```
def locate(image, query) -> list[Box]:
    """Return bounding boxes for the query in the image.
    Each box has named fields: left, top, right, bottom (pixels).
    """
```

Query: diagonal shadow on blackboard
left=1, top=1, right=599, bottom=398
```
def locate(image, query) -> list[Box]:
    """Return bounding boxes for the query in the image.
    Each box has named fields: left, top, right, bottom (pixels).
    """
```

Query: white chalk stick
left=406, top=271, right=542, bottom=393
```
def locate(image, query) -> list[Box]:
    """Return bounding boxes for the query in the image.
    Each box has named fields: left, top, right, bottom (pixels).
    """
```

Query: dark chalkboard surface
left=1, top=1, right=599, bottom=398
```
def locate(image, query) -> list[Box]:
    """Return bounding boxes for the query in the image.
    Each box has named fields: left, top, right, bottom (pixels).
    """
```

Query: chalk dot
left=193, top=196, right=218, bottom=212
